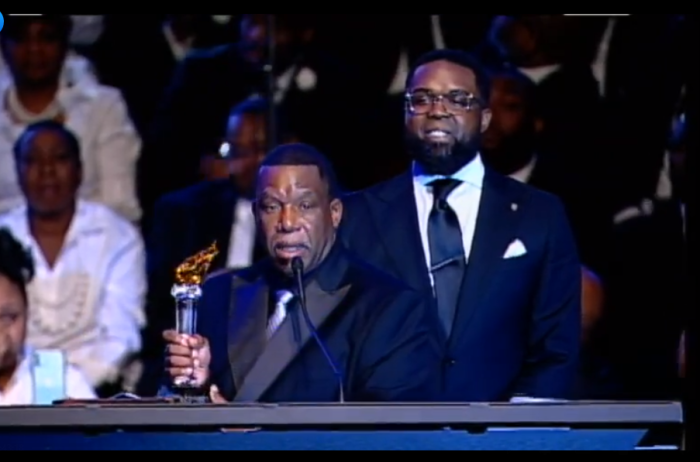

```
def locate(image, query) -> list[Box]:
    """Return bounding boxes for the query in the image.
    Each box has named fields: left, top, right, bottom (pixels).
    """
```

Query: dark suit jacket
left=339, top=168, right=581, bottom=401
left=198, top=244, right=441, bottom=402
left=138, top=179, right=263, bottom=394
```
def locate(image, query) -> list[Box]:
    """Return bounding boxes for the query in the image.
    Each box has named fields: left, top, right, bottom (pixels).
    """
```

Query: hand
left=163, top=330, right=211, bottom=387
left=209, top=385, right=228, bottom=404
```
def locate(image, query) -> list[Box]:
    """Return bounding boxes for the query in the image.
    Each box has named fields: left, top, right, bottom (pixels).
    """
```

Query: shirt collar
left=412, top=154, right=485, bottom=189
left=508, top=155, right=538, bottom=184
left=12, top=200, right=106, bottom=245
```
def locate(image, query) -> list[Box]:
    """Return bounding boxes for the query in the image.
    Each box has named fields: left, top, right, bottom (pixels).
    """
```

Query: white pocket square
left=503, top=239, right=527, bottom=259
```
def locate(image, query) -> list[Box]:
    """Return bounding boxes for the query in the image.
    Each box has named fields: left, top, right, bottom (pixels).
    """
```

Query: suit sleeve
left=512, top=197, right=582, bottom=399
left=354, top=290, right=442, bottom=401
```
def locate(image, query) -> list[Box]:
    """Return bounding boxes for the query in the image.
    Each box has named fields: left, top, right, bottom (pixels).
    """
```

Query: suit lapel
left=226, top=275, right=269, bottom=390
left=449, top=171, right=525, bottom=347
left=234, top=280, right=351, bottom=402
left=369, top=172, right=431, bottom=290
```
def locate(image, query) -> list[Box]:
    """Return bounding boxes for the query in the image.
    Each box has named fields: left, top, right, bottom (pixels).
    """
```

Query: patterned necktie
left=267, top=290, right=294, bottom=339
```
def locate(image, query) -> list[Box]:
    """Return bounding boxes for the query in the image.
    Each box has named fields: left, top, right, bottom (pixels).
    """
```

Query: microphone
left=291, top=257, right=345, bottom=403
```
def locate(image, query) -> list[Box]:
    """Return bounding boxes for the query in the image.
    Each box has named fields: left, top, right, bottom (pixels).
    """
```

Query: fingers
left=163, top=331, right=207, bottom=349
left=209, top=385, right=228, bottom=404
left=167, top=367, right=195, bottom=378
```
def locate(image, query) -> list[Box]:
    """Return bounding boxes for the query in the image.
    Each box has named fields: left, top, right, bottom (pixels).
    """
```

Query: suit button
left=444, top=357, right=456, bottom=366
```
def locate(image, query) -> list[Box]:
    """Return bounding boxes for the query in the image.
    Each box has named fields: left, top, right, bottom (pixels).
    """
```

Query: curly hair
left=0, top=228, right=34, bottom=302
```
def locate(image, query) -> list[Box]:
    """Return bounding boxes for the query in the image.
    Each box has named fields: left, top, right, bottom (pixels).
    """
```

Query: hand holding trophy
left=169, top=242, right=219, bottom=389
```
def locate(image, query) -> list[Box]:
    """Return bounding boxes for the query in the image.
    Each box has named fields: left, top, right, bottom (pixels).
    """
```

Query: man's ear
left=480, top=108, right=492, bottom=133
left=330, top=198, right=343, bottom=229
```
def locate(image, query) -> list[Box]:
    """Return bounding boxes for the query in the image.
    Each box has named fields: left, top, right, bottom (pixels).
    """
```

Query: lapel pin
left=511, top=203, right=518, bottom=211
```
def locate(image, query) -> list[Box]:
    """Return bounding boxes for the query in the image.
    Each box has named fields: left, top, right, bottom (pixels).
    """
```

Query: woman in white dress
left=0, top=121, right=146, bottom=393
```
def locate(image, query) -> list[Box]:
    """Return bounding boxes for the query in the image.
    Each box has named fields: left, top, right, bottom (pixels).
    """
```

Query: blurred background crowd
left=0, top=14, right=690, bottom=401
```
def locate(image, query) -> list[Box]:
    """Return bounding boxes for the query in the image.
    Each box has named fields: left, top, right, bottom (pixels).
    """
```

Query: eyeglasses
left=405, top=90, right=482, bottom=115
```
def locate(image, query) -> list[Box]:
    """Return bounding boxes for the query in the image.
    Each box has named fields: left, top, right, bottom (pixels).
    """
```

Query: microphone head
left=291, top=257, right=304, bottom=273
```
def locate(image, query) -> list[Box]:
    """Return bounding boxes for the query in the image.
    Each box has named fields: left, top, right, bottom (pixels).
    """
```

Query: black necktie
left=427, top=179, right=465, bottom=337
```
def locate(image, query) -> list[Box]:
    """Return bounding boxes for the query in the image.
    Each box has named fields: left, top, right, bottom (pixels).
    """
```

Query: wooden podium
left=0, top=401, right=683, bottom=450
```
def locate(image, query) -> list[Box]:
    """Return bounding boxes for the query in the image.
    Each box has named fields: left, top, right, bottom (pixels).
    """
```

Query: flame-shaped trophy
left=171, top=242, right=219, bottom=388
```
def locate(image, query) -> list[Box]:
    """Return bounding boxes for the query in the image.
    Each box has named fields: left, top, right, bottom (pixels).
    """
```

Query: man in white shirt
left=0, top=228, right=95, bottom=405
left=341, top=49, right=581, bottom=402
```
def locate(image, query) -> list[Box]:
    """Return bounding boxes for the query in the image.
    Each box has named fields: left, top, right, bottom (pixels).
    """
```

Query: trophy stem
left=175, top=297, right=197, bottom=336
left=171, top=284, right=203, bottom=391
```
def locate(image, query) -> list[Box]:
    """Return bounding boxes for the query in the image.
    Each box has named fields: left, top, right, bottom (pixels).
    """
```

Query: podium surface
left=0, top=401, right=682, bottom=450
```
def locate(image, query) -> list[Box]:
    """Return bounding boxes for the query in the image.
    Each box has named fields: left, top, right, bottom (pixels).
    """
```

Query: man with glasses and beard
left=340, top=49, right=581, bottom=402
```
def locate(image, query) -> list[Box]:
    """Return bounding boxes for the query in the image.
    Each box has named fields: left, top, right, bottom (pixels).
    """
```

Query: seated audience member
left=199, top=98, right=297, bottom=181
left=138, top=98, right=287, bottom=395
left=481, top=66, right=612, bottom=277
left=0, top=15, right=142, bottom=221
left=0, top=122, right=146, bottom=394
left=0, top=228, right=96, bottom=405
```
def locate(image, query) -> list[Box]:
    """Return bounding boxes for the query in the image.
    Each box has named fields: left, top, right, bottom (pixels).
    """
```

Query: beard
left=405, top=132, right=481, bottom=176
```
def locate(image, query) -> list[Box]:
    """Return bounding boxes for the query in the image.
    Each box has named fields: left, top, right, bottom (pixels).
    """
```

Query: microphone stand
left=291, top=257, right=345, bottom=403
left=264, top=14, right=277, bottom=153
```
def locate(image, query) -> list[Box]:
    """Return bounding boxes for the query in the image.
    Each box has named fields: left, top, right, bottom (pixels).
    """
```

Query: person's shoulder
left=185, top=43, right=236, bottom=62
left=179, top=44, right=241, bottom=76
left=204, top=259, right=267, bottom=287
left=156, top=180, right=229, bottom=211
left=345, top=252, right=421, bottom=301
left=0, top=205, right=25, bottom=227
left=343, top=171, right=410, bottom=206
left=81, top=200, right=141, bottom=240
left=494, top=171, right=567, bottom=217
left=75, top=81, right=128, bottom=108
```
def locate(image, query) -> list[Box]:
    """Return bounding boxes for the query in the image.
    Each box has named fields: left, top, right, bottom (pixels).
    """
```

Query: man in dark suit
left=162, top=144, right=441, bottom=402
left=340, top=49, right=581, bottom=401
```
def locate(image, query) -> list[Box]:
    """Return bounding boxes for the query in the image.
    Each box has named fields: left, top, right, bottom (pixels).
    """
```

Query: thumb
left=209, top=385, right=228, bottom=404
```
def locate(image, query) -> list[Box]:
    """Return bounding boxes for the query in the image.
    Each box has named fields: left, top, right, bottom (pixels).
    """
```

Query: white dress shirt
left=412, top=155, right=485, bottom=287
left=0, top=200, right=146, bottom=386
left=0, top=69, right=142, bottom=221
left=225, top=198, right=256, bottom=269
left=0, top=347, right=96, bottom=406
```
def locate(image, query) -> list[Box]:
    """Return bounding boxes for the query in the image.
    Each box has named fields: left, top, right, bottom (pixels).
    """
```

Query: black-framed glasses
left=405, top=90, right=482, bottom=115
